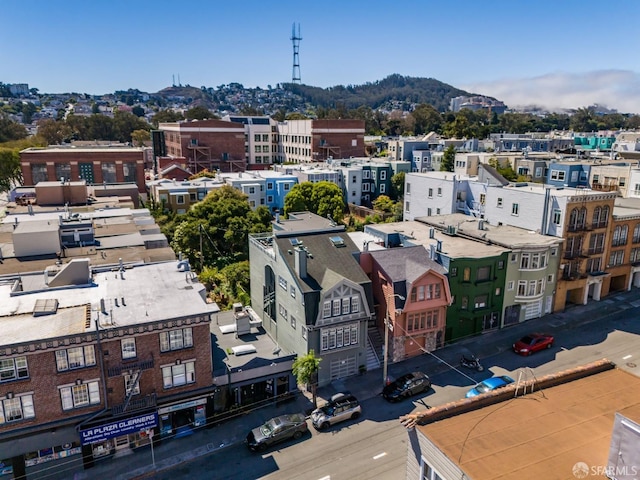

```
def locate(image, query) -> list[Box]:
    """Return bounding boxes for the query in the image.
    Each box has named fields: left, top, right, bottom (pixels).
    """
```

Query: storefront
left=157, top=397, right=208, bottom=439
left=79, top=412, right=158, bottom=460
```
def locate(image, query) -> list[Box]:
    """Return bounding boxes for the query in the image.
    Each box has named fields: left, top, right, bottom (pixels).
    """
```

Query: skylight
left=329, top=236, right=345, bottom=247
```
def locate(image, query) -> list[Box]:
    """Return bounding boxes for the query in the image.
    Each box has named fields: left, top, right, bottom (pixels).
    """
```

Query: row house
left=589, top=161, right=638, bottom=196
left=0, top=259, right=219, bottom=477
left=249, top=213, right=374, bottom=386
left=359, top=246, right=451, bottom=362
left=364, top=222, right=508, bottom=342
left=223, top=115, right=278, bottom=170
left=146, top=177, right=223, bottom=214
left=19, top=146, right=150, bottom=195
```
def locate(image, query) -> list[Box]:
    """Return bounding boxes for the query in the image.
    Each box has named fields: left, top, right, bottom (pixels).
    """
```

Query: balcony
left=591, top=221, right=608, bottom=230
left=107, top=357, right=155, bottom=378
left=567, top=224, right=587, bottom=233
left=585, top=247, right=605, bottom=256
left=563, top=250, right=582, bottom=260
left=111, top=393, right=157, bottom=416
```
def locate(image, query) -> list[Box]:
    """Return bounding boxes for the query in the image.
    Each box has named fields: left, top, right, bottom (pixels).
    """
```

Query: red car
left=512, top=333, right=554, bottom=356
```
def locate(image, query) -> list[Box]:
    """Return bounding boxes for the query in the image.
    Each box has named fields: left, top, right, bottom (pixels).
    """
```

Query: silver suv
left=311, top=392, right=361, bottom=430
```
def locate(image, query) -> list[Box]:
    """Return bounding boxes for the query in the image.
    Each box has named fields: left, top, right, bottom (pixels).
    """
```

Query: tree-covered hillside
left=282, top=74, right=477, bottom=112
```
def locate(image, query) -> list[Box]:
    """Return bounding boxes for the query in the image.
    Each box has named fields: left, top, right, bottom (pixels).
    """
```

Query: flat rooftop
left=272, top=211, right=344, bottom=236
left=368, top=221, right=508, bottom=259
left=0, top=260, right=219, bottom=347
left=415, top=213, right=563, bottom=249
left=416, top=367, right=640, bottom=480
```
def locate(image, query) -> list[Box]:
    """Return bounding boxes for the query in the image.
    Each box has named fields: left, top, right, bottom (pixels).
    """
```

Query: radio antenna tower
left=291, top=23, right=302, bottom=84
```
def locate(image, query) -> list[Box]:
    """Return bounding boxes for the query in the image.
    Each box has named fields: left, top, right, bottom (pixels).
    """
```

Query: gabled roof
left=274, top=231, right=370, bottom=294
left=367, top=245, right=446, bottom=284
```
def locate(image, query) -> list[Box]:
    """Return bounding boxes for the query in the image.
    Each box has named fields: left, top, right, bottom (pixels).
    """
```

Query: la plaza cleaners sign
left=80, top=413, right=158, bottom=445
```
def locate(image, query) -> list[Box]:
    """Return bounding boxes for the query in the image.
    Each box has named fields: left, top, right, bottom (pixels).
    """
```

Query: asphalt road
left=149, top=304, right=640, bottom=480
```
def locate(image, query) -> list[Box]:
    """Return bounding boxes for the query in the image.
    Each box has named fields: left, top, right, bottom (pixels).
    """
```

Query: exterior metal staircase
left=366, top=326, right=384, bottom=372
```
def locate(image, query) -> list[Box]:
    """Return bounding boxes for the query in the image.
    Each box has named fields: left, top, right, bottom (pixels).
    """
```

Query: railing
left=567, top=224, right=587, bottom=232
left=111, top=393, right=157, bottom=415
left=586, top=247, right=605, bottom=255
left=563, top=250, right=581, bottom=260
left=107, top=357, right=154, bottom=378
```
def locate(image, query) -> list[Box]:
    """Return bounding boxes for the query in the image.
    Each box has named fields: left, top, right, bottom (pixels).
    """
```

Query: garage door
left=524, top=300, right=542, bottom=320
left=330, top=355, right=357, bottom=380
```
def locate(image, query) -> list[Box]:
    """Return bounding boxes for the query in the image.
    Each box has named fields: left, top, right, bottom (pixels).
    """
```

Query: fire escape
left=108, top=357, right=157, bottom=415
left=317, top=138, right=341, bottom=161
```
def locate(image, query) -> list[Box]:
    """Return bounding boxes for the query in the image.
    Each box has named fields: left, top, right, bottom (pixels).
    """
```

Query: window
left=427, top=208, right=432, bottom=216
left=477, top=266, right=490, bottom=281
left=380, top=184, right=386, bottom=193
left=332, top=299, right=341, bottom=316
left=124, top=374, right=140, bottom=396
left=162, top=361, right=195, bottom=388
left=474, top=295, right=488, bottom=309
left=406, top=183, right=411, bottom=194
left=498, top=260, right=504, bottom=270
left=301, top=326, right=307, bottom=340
left=450, top=267, right=457, bottom=276
left=405, top=201, right=410, bottom=212
left=284, top=183, right=290, bottom=191
left=279, top=276, right=288, bottom=290
left=0, top=394, right=35, bottom=424
left=479, top=193, right=486, bottom=205
left=279, top=303, right=288, bottom=320
left=620, top=177, right=626, bottom=187
left=290, top=286, right=296, bottom=298
left=551, top=247, right=558, bottom=256
left=507, top=281, right=514, bottom=291
left=461, top=296, right=468, bottom=310
left=323, top=301, right=331, bottom=318
left=407, top=310, right=439, bottom=331
left=254, top=134, right=261, bottom=142
left=351, top=296, right=359, bottom=313
left=609, top=250, right=625, bottom=267
left=463, top=267, right=471, bottom=282
left=342, top=298, right=351, bottom=314
left=320, top=323, right=358, bottom=351
left=380, top=171, right=387, bottom=180
left=290, top=315, right=297, bottom=329
left=517, top=280, right=527, bottom=296
left=121, top=339, right=136, bottom=359
left=552, top=209, right=561, bottom=225
left=511, top=203, right=519, bottom=216
left=550, top=170, right=566, bottom=181
left=55, top=347, right=95, bottom=372
left=0, top=357, right=29, bottom=382
left=613, top=225, right=629, bottom=247
left=428, top=188, right=433, bottom=198
left=176, top=195, right=185, bottom=205
left=547, top=274, right=555, bottom=283
left=497, top=198, right=503, bottom=207
left=60, top=381, right=100, bottom=410
left=159, top=328, right=193, bottom=352
left=267, top=195, right=273, bottom=203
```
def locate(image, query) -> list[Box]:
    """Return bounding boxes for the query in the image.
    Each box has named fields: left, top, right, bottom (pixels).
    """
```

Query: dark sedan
left=245, top=413, right=308, bottom=452
left=382, top=371, right=431, bottom=402
left=513, top=333, right=554, bottom=356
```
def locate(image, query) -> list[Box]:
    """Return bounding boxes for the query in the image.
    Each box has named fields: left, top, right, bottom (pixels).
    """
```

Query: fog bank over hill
left=461, top=69, right=640, bottom=114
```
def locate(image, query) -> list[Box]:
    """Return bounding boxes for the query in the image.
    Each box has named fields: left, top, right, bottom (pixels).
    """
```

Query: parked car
left=311, top=392, right=361, bottom=430
left=513, top=333, right=554, bottom=356
left=245, top=413, right=308, bottom=451
left=466, top=375, right=515, bottom=398
left=382, top=371, right=431, bottom=402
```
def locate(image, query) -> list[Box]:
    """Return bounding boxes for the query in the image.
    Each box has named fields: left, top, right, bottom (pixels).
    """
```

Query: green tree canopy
left=0, top=148, right=22, bottom=192
left=151, top=109, right=184, bottom=127
left=284, top=181, right=345, bottom=222
left=36, top=119, right=73, bottom=145
left=440, top=145, right=455, bottom=172
left=185, top=106, right=216, bottom=121
left=0, top=114, right=28, bottom=143
left=170, top=185, right=272, bottom=271
left=390, top=172, right=405, bottom=200
left=292, top=350, right=321, bottom=407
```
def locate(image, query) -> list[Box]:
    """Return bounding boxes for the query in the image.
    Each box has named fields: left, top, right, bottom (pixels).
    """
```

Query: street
left=148, top=298, right=640, bottom=480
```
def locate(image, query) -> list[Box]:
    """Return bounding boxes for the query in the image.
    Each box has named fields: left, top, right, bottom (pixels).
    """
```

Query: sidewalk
left=44, top=288, right=640, bottom=480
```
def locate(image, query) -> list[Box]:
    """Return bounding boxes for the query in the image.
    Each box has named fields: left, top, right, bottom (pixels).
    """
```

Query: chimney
left=478, top=220, right=484, bottom=230
left=295, top=247, right=307, bottom=278
left=436, top=240, right=442, bottom=252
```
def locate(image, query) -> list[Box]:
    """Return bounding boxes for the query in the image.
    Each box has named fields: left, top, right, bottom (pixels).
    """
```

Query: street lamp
left=383, top=293, right=405, bottom=388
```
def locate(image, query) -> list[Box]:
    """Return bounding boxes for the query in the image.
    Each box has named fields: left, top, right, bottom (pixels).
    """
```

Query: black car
left=382, top=371, right=431, bottom=402
left=245, top=413, right=308, bottom=452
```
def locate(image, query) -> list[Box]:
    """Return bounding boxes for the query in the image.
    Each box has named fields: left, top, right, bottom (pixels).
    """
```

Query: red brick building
left=20, top=146, right=149, bottom=194
left=158, top=119, right=247, bottom=173
left=0, top=260, right=218, bottom=476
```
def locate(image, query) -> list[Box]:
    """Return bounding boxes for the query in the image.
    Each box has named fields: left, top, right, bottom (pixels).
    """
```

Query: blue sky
left=3, top=0, right=640, bottom=112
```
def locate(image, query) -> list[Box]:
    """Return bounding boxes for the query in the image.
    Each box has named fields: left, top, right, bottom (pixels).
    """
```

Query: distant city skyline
left=3, top=0, right=640, bottom=113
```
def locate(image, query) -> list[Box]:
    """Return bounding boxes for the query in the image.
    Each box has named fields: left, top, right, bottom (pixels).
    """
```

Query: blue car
left=466, top=375, right=515, bottom=398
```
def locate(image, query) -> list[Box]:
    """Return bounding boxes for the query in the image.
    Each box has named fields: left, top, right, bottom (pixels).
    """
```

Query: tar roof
left=417, top=367, right=640, bottom=480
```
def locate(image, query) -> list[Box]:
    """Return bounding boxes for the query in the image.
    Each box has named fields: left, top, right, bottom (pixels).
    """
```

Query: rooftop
left=0, top=260, right=219, bottom=347
left=411, top=364, right=640, bottom=480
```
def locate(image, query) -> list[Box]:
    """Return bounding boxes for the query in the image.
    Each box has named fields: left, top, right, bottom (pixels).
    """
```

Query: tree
left=36, top=119, right=73, bottom=145
left=440, top=145, right=455, bottom=172
left=0, top=148, right=22, bottom=192
left=131, top=106, right=145, bottom=117
left=151, top=109, right=184, bottom=127
left=410, top=104, right=442, bottom=135
left=488, top=158, right=517, bottom=181
left=292, top=350, right=321, bottom=407
left=170, top=185, right=272, bottom=271
left=372, top=195, right=395, bottom=213
left=284, top=181, right=345, bottom=222
left=0, top=114, right=27, bottom=143
left=185, top=106, right=215, bottom=121
left=390, top=172, right=405, bottom=201
left=131, top=129, right=150, bottom=147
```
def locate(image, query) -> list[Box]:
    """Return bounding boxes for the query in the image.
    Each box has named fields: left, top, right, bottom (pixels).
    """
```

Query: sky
left=3, top=0, right=640, bottom=113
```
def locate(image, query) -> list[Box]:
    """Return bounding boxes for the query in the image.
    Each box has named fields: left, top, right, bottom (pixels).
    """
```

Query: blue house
left=261, top=172, right=298, bottom=213
left=546, top=162, right=590, bottom=188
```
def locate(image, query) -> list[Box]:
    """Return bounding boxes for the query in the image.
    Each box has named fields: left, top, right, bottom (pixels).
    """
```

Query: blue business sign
left=79, top=412, right=158, bottom=445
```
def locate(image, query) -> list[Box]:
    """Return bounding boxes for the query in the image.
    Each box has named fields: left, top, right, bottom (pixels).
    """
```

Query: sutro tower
left=291, top=23, right=302, bottom=84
